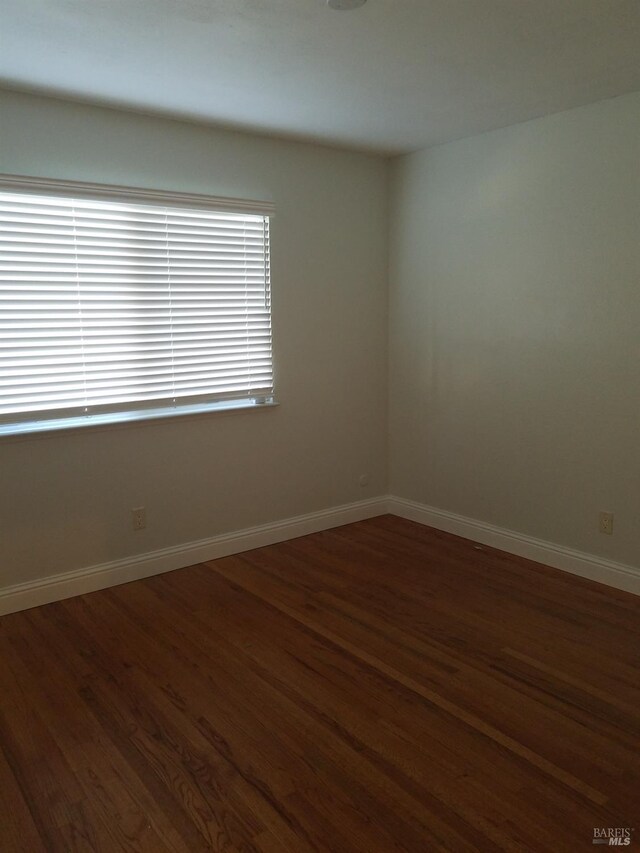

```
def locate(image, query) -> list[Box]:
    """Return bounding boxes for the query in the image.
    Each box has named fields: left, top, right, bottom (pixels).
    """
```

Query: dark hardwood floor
left=1, top=515, right=639, bottom=851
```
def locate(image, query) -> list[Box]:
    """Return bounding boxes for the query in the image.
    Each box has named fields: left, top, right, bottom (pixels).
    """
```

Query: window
left=0, top=175, right=275, bottom=436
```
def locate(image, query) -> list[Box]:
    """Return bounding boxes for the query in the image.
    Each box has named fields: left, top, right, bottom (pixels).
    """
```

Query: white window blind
left=0, top=175, right=275, bottom=435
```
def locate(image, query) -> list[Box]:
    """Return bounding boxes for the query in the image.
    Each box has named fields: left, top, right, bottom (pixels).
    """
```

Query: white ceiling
left=1, top=0, right=640, bottom=154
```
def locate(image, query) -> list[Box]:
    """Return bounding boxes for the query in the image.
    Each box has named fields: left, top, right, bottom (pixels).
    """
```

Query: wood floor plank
left=0, top=740, right=45, bottom=853
left=102, top=580, right=465, bottom=852
left=204, top=554, right=609, bottom=805
left=29, top=601, right=261, bottom=853
left=1, top=515, right=639, bottom=851
left=0, top=629, right=106, bottom=851
left=3, top=610, right=195, bottom=853
left=138, top=564, right=626, bottom=849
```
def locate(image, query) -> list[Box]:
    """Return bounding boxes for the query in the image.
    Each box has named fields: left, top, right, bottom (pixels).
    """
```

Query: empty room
left=0, top=1, right=639, bottom=850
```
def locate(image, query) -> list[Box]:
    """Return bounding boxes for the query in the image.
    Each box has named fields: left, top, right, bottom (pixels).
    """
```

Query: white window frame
left=0, top=174, right=277, bottom=437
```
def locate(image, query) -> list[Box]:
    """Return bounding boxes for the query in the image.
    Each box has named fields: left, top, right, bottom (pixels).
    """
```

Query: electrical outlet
left=132, top=506, right=146, bottom=531
left=359, top=474, right=370, bottom=487
left=599, top=511, right=613, bottom=535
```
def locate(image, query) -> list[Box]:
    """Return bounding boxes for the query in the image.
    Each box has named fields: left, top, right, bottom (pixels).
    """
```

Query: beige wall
left=3, top=86, right=640, bottom=592
left=389, top=91, right=640, bottom=567
left=0, top=90, right=389, bottom=586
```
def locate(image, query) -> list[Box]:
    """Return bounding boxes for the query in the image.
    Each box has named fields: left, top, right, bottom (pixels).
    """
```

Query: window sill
left=0, top=398, right=279, bottom=441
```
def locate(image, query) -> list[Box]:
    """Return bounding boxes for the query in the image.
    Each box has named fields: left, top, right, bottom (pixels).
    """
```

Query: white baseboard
left=0, top=497, right=388, bottom=616
left=388, top=496, right=640, bottom=597
left=3, top=494, right=638, bottom=616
